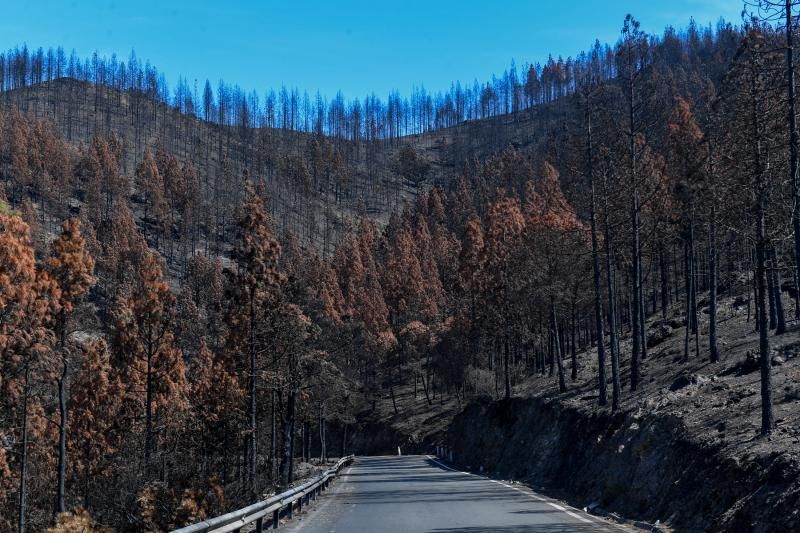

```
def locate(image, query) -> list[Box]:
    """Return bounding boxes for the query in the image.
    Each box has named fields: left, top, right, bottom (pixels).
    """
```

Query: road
left=285, top=455, right=627, bottom=532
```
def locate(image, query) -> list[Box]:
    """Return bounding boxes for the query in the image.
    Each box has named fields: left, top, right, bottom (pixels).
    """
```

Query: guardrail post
left=168, top=455, right=354, bottom=533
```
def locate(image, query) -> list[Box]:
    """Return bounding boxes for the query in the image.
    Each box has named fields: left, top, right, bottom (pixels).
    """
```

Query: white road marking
left=426, top=455, right=594, bottom=525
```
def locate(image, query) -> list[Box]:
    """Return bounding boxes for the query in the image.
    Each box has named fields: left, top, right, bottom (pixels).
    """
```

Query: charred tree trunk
left=340, top=423, right=347, bottom=458
left=771, top=247, right=787, bottom=334
left=55, top=310, right=68, bottom=516
left=570, top=302, right=578, bottom=381
left=708, top=222, right=719, bottom=362
left=145, top=349, right=154, bottom=476
left=503, top=339, right=511, bottom=400
left=602, top=172, right=621, bottom=411
left=786, top=0, right=800, bottom=319
left=247, top=290, right=257, bottom=496
left=18, top=366, right=30, bottom=533
left=318, top=404, right=326, bottom=463
left=587, top=103, right=608, bottom=404
left=551, top=303, right=567, bottom=393
left=55, top=358, right=67, bottom=516
left=279, top=389, right=296, bottom=486
left=750, top=53, right=773, bottom=435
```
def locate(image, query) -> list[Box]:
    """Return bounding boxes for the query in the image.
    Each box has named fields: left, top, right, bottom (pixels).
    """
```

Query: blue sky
left=1, top=1, right=742, bottom=100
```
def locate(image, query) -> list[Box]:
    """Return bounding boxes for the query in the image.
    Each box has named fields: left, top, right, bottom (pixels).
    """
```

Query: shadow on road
left=429, top=526, right=604, bottom=532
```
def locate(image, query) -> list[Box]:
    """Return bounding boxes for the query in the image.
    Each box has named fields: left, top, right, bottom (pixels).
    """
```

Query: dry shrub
left=47, top=509, right=113, bottom=532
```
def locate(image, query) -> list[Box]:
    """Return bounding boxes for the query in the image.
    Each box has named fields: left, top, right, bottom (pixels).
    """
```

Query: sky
left=0, top=1, right=743, bottom=101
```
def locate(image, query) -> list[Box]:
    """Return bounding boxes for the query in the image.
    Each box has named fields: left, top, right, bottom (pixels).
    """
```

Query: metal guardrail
left=171, top=455, right=355, bottom=533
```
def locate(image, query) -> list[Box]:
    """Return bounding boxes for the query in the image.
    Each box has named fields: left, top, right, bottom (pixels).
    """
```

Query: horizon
left=0, top=1, right=742, bottom=103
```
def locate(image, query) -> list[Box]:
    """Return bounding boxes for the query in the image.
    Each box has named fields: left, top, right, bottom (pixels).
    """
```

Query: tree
left=67, top=339, right=120, bottom=509
left=229, top=182, right=281, bottom=496
left=7, top=115, right=31, bottom=204
left=0, top=206, right=58, bottom=533
left=522, top=163, right=588, bottom=394
left=46, top=218, right=96, bottom=515
left=667, top=98, right=707, bottom=363
left=616, top=15, right=650, bottom=391
left=482, top=195, right=525, bottom=399
left=80, top=136, right=125, bottom=225
left=458, top=216, right=485, bottom=307
left=748, top=37, right=776, bottom=436
left=578, top=77, right=608, bottom=405
left=135, top=150, right=166, bottom=246
left=111, top=251, right=188, bottom=474
left=382, top=228, right=427, bottom=326
left=188, top=337, right=244, bottom=483
left=396, top=145, right=430, bottom=188
left=717, top=28, right=781, bottom=435
left=746, top=0, right=800, bottom=318
left=275, top=302, right=317, bottom=486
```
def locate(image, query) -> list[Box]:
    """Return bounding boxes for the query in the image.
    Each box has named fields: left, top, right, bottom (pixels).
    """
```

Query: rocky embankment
left=446, top=396, right=799, bottom=532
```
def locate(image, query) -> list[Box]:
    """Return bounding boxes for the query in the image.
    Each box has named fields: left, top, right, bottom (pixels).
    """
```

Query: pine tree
left=0, top=206, right=59, bottom=533
left=188, top=337, right=244, bottom=483
left=135, top=150, right=166, bottom=246
left=46, top=218, right=96, bottom=515
left=111, top=251, right=188, bottom=475
left=8, top=115, right=31, bottom=204
left=67, top=339, right=120, bottom=509
left=482, top=195, right=525, bottom=399
left=318, top=266, right=346, bottom=323
left=229, top=181, right=281, bottom=496
left=667, top=97, right=707, bottom=363
left=523, top=163, right=588, bottom=394
left=617, top=15, right=650, bottom=392
left=382, top=228, right=426, bottom=326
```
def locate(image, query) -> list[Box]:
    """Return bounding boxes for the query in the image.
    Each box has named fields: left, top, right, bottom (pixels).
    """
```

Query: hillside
left=0, top=78, right=556, bottom=256
left=3, top=12, right=800, bottom=533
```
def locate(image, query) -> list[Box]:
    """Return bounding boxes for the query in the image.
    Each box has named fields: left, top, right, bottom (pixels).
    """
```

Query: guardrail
left=436, top=445, right=453, bottom=462
left=170, top=455, right=355, bottom=533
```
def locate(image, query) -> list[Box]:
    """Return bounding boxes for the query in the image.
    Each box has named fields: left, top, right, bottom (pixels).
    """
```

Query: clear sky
left=0, top=1, right=742, bottom=100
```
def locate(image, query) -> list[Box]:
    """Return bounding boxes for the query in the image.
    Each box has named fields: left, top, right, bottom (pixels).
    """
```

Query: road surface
left=285, top=455, right=627, bottom=532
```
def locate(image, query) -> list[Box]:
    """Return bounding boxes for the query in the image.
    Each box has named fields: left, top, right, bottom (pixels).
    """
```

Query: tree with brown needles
left=111, top=251, right=188, bottom=476
left=228, top=181, right=281, bottom=497
left=46, top=218, right=96, bottom=515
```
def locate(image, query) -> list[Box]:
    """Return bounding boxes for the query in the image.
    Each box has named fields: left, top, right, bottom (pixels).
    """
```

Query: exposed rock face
left=446, top=397, right=800, bottom=533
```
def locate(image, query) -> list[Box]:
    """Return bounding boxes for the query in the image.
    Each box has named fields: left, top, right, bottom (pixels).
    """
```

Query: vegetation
left=1, top=3, right=799, bottom=531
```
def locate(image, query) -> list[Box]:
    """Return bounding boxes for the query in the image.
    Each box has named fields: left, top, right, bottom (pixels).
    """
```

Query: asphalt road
left=284, top=455, right=627, bottom=533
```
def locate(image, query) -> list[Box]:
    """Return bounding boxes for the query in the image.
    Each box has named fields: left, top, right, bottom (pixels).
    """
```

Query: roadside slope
left=354, top=292, right=800, bottom=531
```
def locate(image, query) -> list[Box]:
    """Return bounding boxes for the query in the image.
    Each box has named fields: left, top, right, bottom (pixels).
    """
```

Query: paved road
left=285, top=455, right=626, bottom=532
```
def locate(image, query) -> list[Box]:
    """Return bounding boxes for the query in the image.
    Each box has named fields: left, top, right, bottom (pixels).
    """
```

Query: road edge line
left=425, top=455, right=595, bottom=525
